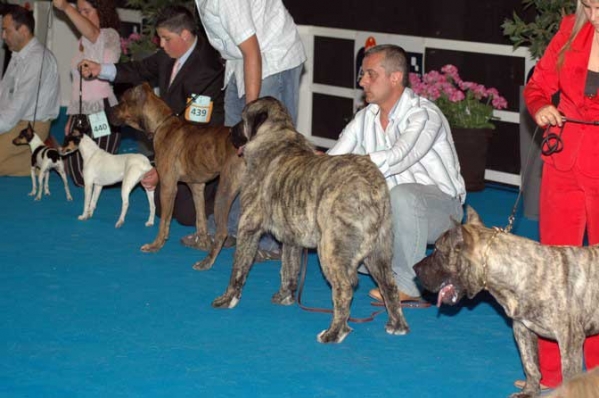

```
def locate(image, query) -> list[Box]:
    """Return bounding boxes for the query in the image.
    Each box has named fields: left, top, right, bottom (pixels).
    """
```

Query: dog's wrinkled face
left=230, top=96, right=292, bottom=155
left=414, top=207, right=486, bottom=307
left=110, top=83, right=151, bottom=132
left=12, top=123, right=35, bottom=146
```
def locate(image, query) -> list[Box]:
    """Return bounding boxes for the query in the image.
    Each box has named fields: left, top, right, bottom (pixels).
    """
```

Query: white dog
left=60, top=129, right=155, bottom=228
left=12, top=124, right=73, bottom=202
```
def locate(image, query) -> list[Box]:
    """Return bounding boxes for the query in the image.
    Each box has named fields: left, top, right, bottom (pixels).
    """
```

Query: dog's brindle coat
left=212, top=97, right=409, bottom=343
left=414, top=206, right=599, bottom=398
left=111, top=83, right=245, bottom=270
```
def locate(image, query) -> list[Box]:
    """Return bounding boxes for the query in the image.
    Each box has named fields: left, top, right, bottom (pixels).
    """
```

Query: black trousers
left=154, top=178, right=218, bottom=226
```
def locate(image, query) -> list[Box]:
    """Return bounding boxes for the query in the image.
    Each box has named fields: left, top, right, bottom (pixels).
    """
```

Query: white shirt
left=0, top=37, right=60, bottom=133
left=328, top=87, right=466, bottom=203
left=195, top=0, right=306, bottom=98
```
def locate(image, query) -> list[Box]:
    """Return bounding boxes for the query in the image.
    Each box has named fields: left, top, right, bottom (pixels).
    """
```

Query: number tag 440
left=185, top=95, right=213, bottom=124
left=88, top=111, right=111, bottom=138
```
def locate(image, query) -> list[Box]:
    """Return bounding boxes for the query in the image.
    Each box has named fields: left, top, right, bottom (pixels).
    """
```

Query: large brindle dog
left=414, top=206, right=599, bottom=398
left=212, top=97, right=409, bottom=343
left=111, top=83, right=245, bottom=270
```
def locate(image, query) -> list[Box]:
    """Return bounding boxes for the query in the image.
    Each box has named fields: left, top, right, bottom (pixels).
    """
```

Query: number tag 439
left=88, top=110, right=111, bottom=138
left=185, top=95, right=213, bottom=124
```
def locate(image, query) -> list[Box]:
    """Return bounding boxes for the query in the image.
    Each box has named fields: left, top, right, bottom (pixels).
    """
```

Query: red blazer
left=524, top=15, right=599, bottom=177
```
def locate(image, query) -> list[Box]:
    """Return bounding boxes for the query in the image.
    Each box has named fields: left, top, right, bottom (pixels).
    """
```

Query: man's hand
left=141, top=168, right=159, bottom=191
left=78, top=60, right=101, bottom=79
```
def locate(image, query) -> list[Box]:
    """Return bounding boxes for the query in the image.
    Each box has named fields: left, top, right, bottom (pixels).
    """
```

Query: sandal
left=513, top=380, right=551, bottom=391
left=254, top=249, right=281, bottom=263
left=369, top=288, right=432, bottom=308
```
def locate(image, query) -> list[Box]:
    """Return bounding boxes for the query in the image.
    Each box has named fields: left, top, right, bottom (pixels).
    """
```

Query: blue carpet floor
left=0, top=175, right=539, bottom=398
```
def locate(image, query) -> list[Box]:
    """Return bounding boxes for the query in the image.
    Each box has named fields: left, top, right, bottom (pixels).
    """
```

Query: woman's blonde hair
left=558, top=0, right=598, bottom=67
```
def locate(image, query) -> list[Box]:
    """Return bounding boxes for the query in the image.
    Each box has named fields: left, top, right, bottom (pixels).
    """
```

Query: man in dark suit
left=80, top=5, right=225, bottom=236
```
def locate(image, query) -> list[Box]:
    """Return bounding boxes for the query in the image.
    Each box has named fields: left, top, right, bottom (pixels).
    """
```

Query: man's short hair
left=155, top=5, right=198, bottom=36
left=364, top=44, right=409, bottom=87
left=2, top=4, right=35, bottom=35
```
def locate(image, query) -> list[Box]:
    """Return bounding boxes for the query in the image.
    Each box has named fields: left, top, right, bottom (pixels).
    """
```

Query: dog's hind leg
left=364, top=253, right=409, bottom=336
left=55, top=162, right=73, bottom=201
left=79, top=183, right=94, bottom=220
left=35, top=166, right=47, bottom=201
left=115, top=184, right=133, bottom=228
left=512, top=321, right=541, bottom=398
left=144, top=189, right=155, bottom=227
left=271, top=243, right=302, bottom=305
left=42, top=169, right=51, bottom=196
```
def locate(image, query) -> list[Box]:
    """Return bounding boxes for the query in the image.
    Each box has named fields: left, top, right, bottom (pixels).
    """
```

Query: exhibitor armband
left=185, top=95, right=213, bottom=124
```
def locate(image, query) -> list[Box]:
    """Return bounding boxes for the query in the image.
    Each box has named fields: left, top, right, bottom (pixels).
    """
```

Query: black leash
left=505, top=116, right=599, bottom=232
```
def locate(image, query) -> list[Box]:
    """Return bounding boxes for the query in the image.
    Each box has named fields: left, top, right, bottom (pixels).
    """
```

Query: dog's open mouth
left=437, top=282, right=459, bottom=307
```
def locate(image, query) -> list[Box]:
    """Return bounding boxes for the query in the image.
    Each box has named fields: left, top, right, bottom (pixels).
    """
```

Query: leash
left=296, top=249, right=386, bottom=323
left=504, top=116, right=599, bottom=233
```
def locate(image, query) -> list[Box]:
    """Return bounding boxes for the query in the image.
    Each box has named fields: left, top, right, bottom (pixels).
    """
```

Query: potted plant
left=501, top=0, right=575, bottom=218
left=409, top=65, right=508, bottom=191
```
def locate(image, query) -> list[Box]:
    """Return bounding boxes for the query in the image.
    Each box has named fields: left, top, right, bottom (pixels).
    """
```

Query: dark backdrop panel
left=424, top=48, right=525, bottom=113
left=313, top=37, right=355, bottom=88
left=487, top=121, right=520, bottom=174
left=284, top=0, right=528, bottom=45
left=311, top=93, right=354, bottom=140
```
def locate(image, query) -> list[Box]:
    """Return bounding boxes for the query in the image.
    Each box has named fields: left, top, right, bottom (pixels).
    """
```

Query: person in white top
left=328, top=44, right=466, bottom=305
left=0, top=5, right=60, bottom=176
left=195, top=0, right=306, bottom=127
left=195, top=0, right=307, bottom=261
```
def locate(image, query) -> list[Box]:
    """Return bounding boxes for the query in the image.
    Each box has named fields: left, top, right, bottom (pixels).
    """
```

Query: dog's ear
left=465, top=206, right=484, bottom=227
left=250, top=111, right=269, bottom=137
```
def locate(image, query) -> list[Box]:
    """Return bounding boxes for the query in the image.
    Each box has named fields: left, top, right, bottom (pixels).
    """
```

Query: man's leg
left=389, top=183, right=463, bottom=297
left=224, top=76, right=245, bottom=127
left=260, top=64, right=303, bottom=125
left=0, top=120, right=51, bottom=176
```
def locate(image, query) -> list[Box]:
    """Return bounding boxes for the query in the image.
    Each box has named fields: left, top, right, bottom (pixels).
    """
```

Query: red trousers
left=538, top=163, right=599, bottom=387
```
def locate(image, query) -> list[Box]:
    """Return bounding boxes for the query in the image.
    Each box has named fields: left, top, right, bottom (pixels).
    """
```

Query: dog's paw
left=78, top=214, right=89, bottom=221
left=192, top=258, right=214, bottom=271
left=316, top=325, right=352, bottom=344
left=115, top=219, right=124, bottom=228
left=66, top=195, right=73, bottom=201
left=509, top=392, right=536, bottom=398
left=34, top=195, right=42, bottom=201
left=212, top=292, right=240, bottom=309
left=44, top=190, right=51, bottom=196
left=28, top=191, right=35, bottom=196
left=271, top=291, right=295, bottom=305
left=144, top=220, right=154, bottom=227
left=140, top=243, right=162, bottom=252
left=385, top=322, right=410, bottom=336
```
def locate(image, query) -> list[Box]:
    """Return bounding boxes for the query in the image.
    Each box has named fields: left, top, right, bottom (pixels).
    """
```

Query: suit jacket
left=524, top=15, right=599, bottom=177
left=114, top=36, right=225, bottom=126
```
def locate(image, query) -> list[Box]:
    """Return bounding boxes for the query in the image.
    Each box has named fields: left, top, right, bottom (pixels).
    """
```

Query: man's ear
left=181, top=29, right=192, bottom=42
left=390, top=71, right=403, bottom=87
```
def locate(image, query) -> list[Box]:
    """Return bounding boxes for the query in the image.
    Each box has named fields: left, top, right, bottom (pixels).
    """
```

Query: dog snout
left=106, top=104, right=125, bottom=126
left=230, top=121, right=247, bottom=149
left=413, top=255, right=448, bottom=293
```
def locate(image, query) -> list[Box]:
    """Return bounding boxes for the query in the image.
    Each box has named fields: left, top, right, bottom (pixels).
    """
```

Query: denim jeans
left=389, top=183, right=464, bottom=297
left=224, top=64, right=303, bottom=126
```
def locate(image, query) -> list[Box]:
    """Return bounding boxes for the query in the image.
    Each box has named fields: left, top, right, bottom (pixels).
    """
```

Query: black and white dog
left=12, top=124, right=72, bottom=202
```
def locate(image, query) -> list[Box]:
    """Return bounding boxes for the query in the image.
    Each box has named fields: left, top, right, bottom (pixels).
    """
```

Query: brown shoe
left=254, top=249, right=281, bottom=263
left=513, top=380, right=551, bottom=391
left=368, top=288, right=431, bottom=308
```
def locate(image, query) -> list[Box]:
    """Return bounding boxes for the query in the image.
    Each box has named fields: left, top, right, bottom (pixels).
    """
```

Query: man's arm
left=327, top=116, right=361, bottom=155
left=0, top=60, right=41, bottom=133
left=238, top=34, right=262, bottom=103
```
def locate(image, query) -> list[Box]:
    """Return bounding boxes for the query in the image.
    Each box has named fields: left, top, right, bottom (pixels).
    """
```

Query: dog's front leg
left=212, top=218, right=262, bottom=309
left=88, top=185, right=103, bottom=218
left=188, top=183, right=212, bottom=252
left=79, top=183, right=94, bottom=220
left=29, top=167, right=37, bottom=196
left=510, top=321, right=541, bottom=398
left=141, top=178, right=176, bottom=252
left=271, top=243, right=302, bottom=305
left=557, top=324, right=585, bottom=383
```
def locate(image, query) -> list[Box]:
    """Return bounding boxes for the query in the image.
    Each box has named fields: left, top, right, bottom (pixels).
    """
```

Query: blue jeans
left=213, top=64, right=303, bottom=253
left=389, top=184, right=464, bottom=297
left=224, top=64, right=303, bottom=127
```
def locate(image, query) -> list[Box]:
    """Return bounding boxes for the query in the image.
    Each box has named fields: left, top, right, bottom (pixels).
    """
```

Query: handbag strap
left=78, top=65, right=83, bottom=116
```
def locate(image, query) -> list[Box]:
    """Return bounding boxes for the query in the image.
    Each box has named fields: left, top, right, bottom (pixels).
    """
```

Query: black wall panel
left=313, top=37, right=355, bottom=88
left=311, top=93, right=354, bottom=140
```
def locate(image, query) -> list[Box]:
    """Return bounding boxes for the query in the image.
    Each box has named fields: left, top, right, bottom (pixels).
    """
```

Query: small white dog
left=60, top=129, right=155, bottom=228
left=12, top=124, right=73, bottom=201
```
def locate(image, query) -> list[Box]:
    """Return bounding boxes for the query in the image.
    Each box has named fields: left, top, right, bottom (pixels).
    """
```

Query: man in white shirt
left=328, top=44, right=466, bottom=304
left=0, top=5, right=60, bottom=176
left=195, top=0, right=307, bottom=261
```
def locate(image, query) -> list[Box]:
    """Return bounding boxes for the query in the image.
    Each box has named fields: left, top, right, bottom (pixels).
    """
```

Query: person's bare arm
left=238, top=34, right=262, bottom=103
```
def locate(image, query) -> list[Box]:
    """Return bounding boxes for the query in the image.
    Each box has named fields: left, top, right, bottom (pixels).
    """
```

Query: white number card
left=88, top=111, right=111, bottom=138
left=185, top=95, right=213, bottom=124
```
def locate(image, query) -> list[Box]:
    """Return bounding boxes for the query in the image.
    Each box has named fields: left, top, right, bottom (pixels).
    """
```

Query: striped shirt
left=195, top=0, right=306, bottom=98
left=328, top=87, right=466, bottom=203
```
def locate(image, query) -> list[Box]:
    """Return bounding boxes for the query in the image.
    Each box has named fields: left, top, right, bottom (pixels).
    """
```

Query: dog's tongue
left=437, top=284, right=457, bottom=307
left=237, top=145, right=245, bottom=156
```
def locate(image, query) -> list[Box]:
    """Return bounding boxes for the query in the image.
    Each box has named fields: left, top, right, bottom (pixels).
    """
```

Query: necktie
left=169, top=59, right=181, bottom=86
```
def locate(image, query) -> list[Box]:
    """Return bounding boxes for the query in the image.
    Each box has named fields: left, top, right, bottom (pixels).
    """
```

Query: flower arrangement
left=119, top=31, right=159, bottom=62
left=409, top=65, right=508, bottom=130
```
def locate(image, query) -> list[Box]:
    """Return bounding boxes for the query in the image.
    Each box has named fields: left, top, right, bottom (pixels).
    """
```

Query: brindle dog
left=111, top=83, right=245, bottom=270
left=414, top=206, right=599, bottom=398
left=212, top=97, right=409, bottom=344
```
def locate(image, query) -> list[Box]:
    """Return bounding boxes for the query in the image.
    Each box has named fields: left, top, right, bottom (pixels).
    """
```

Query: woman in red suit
left=523, top=0, right=599, bottom=390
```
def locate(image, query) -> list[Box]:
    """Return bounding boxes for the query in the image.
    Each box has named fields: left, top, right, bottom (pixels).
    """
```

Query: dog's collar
left=480, top=227, right=504, bottom=290
left=153, top=113, right=176, bottom=137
